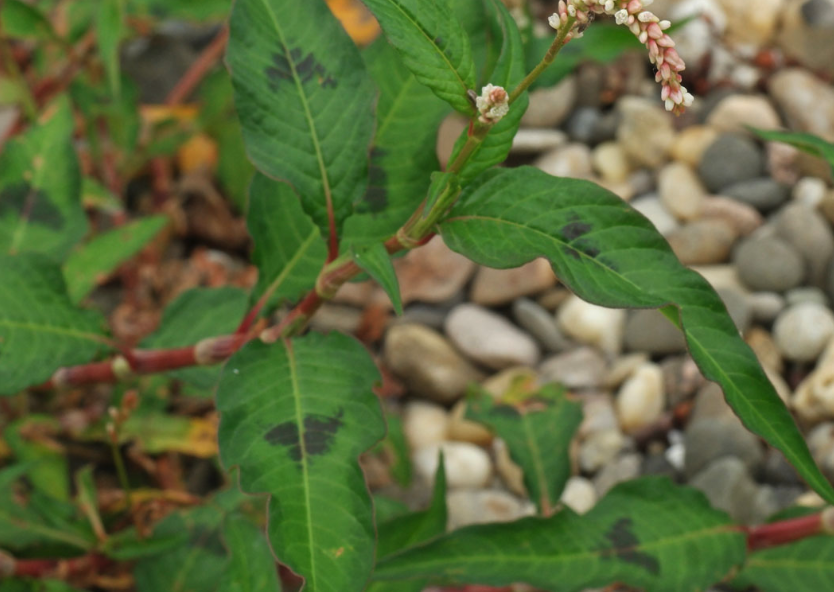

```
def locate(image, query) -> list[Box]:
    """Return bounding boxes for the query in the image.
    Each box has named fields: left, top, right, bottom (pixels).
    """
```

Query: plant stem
left=164, top=25, right=229, bottom=105
left=508, top=16, right=575, bottom=106
left=745, top=508, right=834, bottom=551
left=109, top=439, right=133, bottom=513
left=35, top=22, right=582, bottom=388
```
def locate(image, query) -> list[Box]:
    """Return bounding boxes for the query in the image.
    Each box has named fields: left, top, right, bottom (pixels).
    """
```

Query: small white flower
left=604, top=0, right=616, bottom=12
left=638, top=10, right=656, bottom=22
left=476, top=84, right=510, bottom=124
left=615, top=9, right=629, bottom=24
left=664, top=98, right=674, bottom=111
left=642, top=0, right=655, bottom=6
left=659, top=19, right=671, bottom=29
left=568, top=4, right=577, bottom=16
left=683, top=91, right=695, bottom=107
left=548, top=12, right=561, bottom=29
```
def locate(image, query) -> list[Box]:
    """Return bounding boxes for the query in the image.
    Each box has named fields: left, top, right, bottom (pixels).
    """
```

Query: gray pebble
left=624, top=309, right=686, bottom=355
left=698, top=134, right=765, bottom=192
left=539, top=347, right=607, bottom=390
left=733, top=235, right=805, bottom=292
left=775, top=202, right=834, bottom=287
left=690, top=457, right=777, bottom=525
left=512, top=298, right=573, bottom=353
left=723, top=177, right=790, bottom=212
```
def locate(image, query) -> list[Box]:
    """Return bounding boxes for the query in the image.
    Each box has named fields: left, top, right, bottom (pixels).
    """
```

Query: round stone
left=624, top=309, right=687, bottom=355
left=413, top=442, right=493, bottom=490
left=616, top=97, right=676, bottom=168
left=557, top=295, right=626, bottom=355
left=722, top=177, right=791, bottom=212
left=445, top=304, right=541, bottom=370
left=615, top=363, right=666, bottom=434
left=658, top=162, right=707, bottom=221
left=384, top=324, right=484, bottom=404
left=667, top=220, right=738, bottom=265
left=773, top=301, right=834, bottom=362
left=733, top=236, right=805, bottom=292
left=698, top=134, right=766, bottom=192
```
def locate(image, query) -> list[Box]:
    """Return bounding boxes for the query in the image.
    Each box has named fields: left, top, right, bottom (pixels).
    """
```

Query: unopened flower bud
left=475, top=84, right=510, bottom=124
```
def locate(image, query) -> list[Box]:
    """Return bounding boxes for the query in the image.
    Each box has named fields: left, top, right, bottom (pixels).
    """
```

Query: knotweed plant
left=4, top=0, right=834, bottom=590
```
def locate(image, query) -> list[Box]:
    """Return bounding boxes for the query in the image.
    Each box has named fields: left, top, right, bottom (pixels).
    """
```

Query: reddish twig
left=0, top=551, right=110, bottom=579
left=37, top=334, right=246, bottom=390
left=745, top=508, right=834, bottom=551
left=165, top=25, right=229, bottom=106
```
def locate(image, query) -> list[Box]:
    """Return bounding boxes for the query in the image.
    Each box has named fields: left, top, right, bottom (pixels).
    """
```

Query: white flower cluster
left=548, top=0, right=694, bottom=114
left=475, top=83, right=510, bottom=124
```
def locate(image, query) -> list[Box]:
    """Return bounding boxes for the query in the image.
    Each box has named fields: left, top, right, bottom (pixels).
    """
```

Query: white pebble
left=413, top=442, right=493, bottom=490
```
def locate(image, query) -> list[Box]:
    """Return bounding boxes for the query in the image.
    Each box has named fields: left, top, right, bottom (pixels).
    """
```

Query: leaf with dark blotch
left=439, top=165, right=834, bottom=505
left=734, top=536, right=834, bottom=592
left=217, top=332, right=385, bottom=592
left=219, top=514, right=282, bottom=592
left=448, top=0, right=528, bottom=185
left=0, top=98, right=86, bottom=260
left=228, top=0, right=376, bottom=240
left=374, top=477, right=745, bottom=591
left=466, top=384, right=581, bottom=515
left=248, top=173, right=327, bottom=308
left=359, top=0, right=476, bottom=115
left=342, top=39, right=449, bottom=246
left=0, top=253, right=106, bottom=395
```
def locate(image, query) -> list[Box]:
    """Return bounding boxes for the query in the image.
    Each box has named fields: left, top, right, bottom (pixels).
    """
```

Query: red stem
left=745, top=510, right=833, bottom=551
left=165, top=25, right=229, bottom=106
left=9, top=552, right=110, bottom=579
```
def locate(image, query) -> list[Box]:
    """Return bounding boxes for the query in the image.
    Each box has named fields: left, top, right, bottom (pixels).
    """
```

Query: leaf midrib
left=0, top=318, right=102, bottom=342
left=442, top=210, right=804, bottom=484
left=259, top=0, right=334, bottom=229
left=285, top=339, right=318, bottom=589
left=380, top=522, right=738, bottom=574
left=380, top=0, right=471, bottom=99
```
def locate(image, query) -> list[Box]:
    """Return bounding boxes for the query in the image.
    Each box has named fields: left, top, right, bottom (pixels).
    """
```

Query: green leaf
left=63, top=216, right=168, bottom=303
left=373, top=413, right=411, bottom=488
left=97, top=0, right=125, bottom=97
left=448, top=0, right=528, bottom=185
left=134, top=490, right=247, bottom=592
left=0, top=580, right=87, bottom=592
left=466, top=384, right=582, bottom=515
left=360, top=0, right=477, bottom=115
left=228, top=0, right=376, bottom=239
left=368, top=455, right=447, bottom=592
left=0, top=253, right=106, bottom=395
left=0, top=98, right=86, bottom=260
left=439, top=166, right=834, bottom=505
left=377, top=453, right=447, bottom=560
left=0, top=465, right=95, bottom=552
left=749, top=127, right=834, bottom=176
left=352, top=243, right=402, bottom=314
left=219, top=514, right=282, bottom=592
left=126, top=0, right=231, bottom=21
left=0, top=0, right=56, bottom=39
left=217, top=332, right=385, bottom=592
left=141, top=287, right=249, bottom=390
left=248, top=173, right=327, bottom=308
left=342, top=39, right=449, bottom=246
left=74, top=465, right=104, bottom=540
left=5, top=416, right=69, bottom=501
left=375, top=477, right=745, bottom=591
left=735, top=536, right=834, bottom=592
left=450, top=0, right=493, bottom=88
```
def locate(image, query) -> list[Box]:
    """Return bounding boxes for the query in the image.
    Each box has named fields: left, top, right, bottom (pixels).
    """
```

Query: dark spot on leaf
left=266, top=49, right=337, bottom=92
left=564, top=246, right=581, bottom=260
left=562, top=220, right=592, bottom=241
left=599, top=518, right=660, bottom=575
left=358, top=147, right=388, bottom=213
left=0, top=183, right=64, bottom=230
left=264, top=409, right=345, bottom=462
left=434, top=36, right=444, bottom=47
